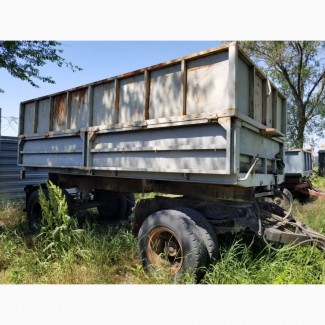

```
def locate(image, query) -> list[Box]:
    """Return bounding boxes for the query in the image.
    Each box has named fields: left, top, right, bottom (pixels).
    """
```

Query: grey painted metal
left=318, top=150, right=325, bottom=177
left=18, top=42, right=286, bottom=189
left=284, top=149, right=313, bottom=177
left=0, top=136, right=48, bottom=203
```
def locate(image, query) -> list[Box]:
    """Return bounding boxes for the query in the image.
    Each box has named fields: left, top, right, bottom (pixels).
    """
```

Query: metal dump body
left=284, top=149, right=313, bottom=177
left=18, top=42, right=286, bottom=189
left=319, top=150, right=325, bottom=177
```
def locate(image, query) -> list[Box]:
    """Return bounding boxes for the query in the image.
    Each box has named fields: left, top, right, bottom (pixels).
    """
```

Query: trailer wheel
left=27, top=189, right=47, bottom=232
left=126, top=193, right=135, bottom=217
left=173, top=207, right=219, bottom=263
left=94, top=190, right=128, bottom=222
left=138, top=209, right=208, bottom=278
left=273, top=188, right=292, bottom=210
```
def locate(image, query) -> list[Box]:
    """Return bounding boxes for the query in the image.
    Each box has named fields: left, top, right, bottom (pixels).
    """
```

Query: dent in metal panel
left=236, top=57, right=249, bottom=116
left=70, top=89, right=89, bottom=129
left=24, top=103, right=35, bottom=134
left=149, top=64, right=182, bottom=119
left=186, top=51, right=229, bottom=115
left=92, top=82, right=116, bottom=126
left=38, top=99, right=50, bottom=133
left=53, top=94, right=67, bottom=131
left=254, top=75, right=263, bottom=124
left=119, top=75, right=145, bottom=123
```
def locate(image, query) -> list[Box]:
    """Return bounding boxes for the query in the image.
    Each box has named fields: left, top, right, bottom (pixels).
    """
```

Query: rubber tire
left=273, top=188, right=292, bottom=210
left=61, top=189, right=75, bottom=216
left=27, top=189, right=48, bottom=233
left=173, top=207, right=219, bottom=263
left=95, top=190, right=127, bottom=222
left=125, top=193, right=135, bottom=218
left=138, top=209, right=208, bottom=278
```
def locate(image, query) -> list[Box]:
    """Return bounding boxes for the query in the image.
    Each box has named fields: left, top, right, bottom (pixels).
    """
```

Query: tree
left=0, top=41, right=81, bottom=93
left=240, top=41, right=325, bottom=148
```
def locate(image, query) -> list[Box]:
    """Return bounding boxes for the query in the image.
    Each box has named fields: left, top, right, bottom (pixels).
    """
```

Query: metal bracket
left=237, top=155, right=260, bottom=181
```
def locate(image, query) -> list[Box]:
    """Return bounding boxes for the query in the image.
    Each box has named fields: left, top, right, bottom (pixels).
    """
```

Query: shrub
left=38, top=181, right=83, bottom=260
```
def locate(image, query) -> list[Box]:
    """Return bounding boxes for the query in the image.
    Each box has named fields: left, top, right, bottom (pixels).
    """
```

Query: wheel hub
left=146, top=226, right=183, bottom=275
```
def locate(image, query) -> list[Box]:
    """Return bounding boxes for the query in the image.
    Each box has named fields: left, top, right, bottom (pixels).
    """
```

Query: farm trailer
left=280, top=149, right=325, bottom=202
left=18, top=42, right=325, bottom=277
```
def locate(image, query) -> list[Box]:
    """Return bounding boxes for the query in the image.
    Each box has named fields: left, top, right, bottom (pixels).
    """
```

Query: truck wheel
left=126, top=193, right=135, bottom=217
left=27, top=189, right=47, bottom=232
left=273, top=188, right=292, bottom=210
left=173, top=207, right=219, bottom=263
left=138, top=209, right=208, bottom=278
left=94, top=190, right=128, bottom=222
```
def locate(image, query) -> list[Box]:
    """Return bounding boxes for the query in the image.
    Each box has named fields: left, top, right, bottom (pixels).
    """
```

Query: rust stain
left=54, top=94, right=66, bottom=126
left=74, top=89, right=86, bottom=110
left=188, top=63, right=215, bottom=72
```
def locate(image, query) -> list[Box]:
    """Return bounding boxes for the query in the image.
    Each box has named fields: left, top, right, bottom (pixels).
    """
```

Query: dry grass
left=0, top=188, right=324, bottom=284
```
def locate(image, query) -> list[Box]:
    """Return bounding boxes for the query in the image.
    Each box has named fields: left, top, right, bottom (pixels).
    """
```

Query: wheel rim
left=146, top=227, right=183, bottom=275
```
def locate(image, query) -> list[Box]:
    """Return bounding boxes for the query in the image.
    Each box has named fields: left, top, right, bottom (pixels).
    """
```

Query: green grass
left=0, top=193, right=324, bottom=284
left=310, top=169, right=325, bottom=190
left=201, top=237, right=324, bottom=284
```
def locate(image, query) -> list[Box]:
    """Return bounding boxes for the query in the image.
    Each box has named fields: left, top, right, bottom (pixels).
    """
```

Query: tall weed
left=38, top=181, right=84, bottom=261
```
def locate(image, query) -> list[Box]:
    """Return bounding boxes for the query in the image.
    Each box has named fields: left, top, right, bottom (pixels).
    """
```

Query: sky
left=0, top=41, right=222, bottom=136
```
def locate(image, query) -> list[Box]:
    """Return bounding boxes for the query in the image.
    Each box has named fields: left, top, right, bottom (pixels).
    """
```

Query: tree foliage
left=0, top=41, right=81, bottom=93
left=240, top=41, right=325, bottom=148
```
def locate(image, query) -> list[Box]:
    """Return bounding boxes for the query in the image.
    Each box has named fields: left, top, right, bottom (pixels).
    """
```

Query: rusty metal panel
left=186, top=51, right=229, bottom=115
left=149, top=64, right=182, bottom=119
left=92, top=81, right=116, bottom=126
left=53, top=94, right=68, bottom=131
left=119, top=74, right=145, bottom=123
left=23, top=102, right=35, bottom=134
left=0, top=136, right=48, bottom=203
left=18, top=42, right=287, bottom=189
left=70, top=88, right=89, bottom=129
